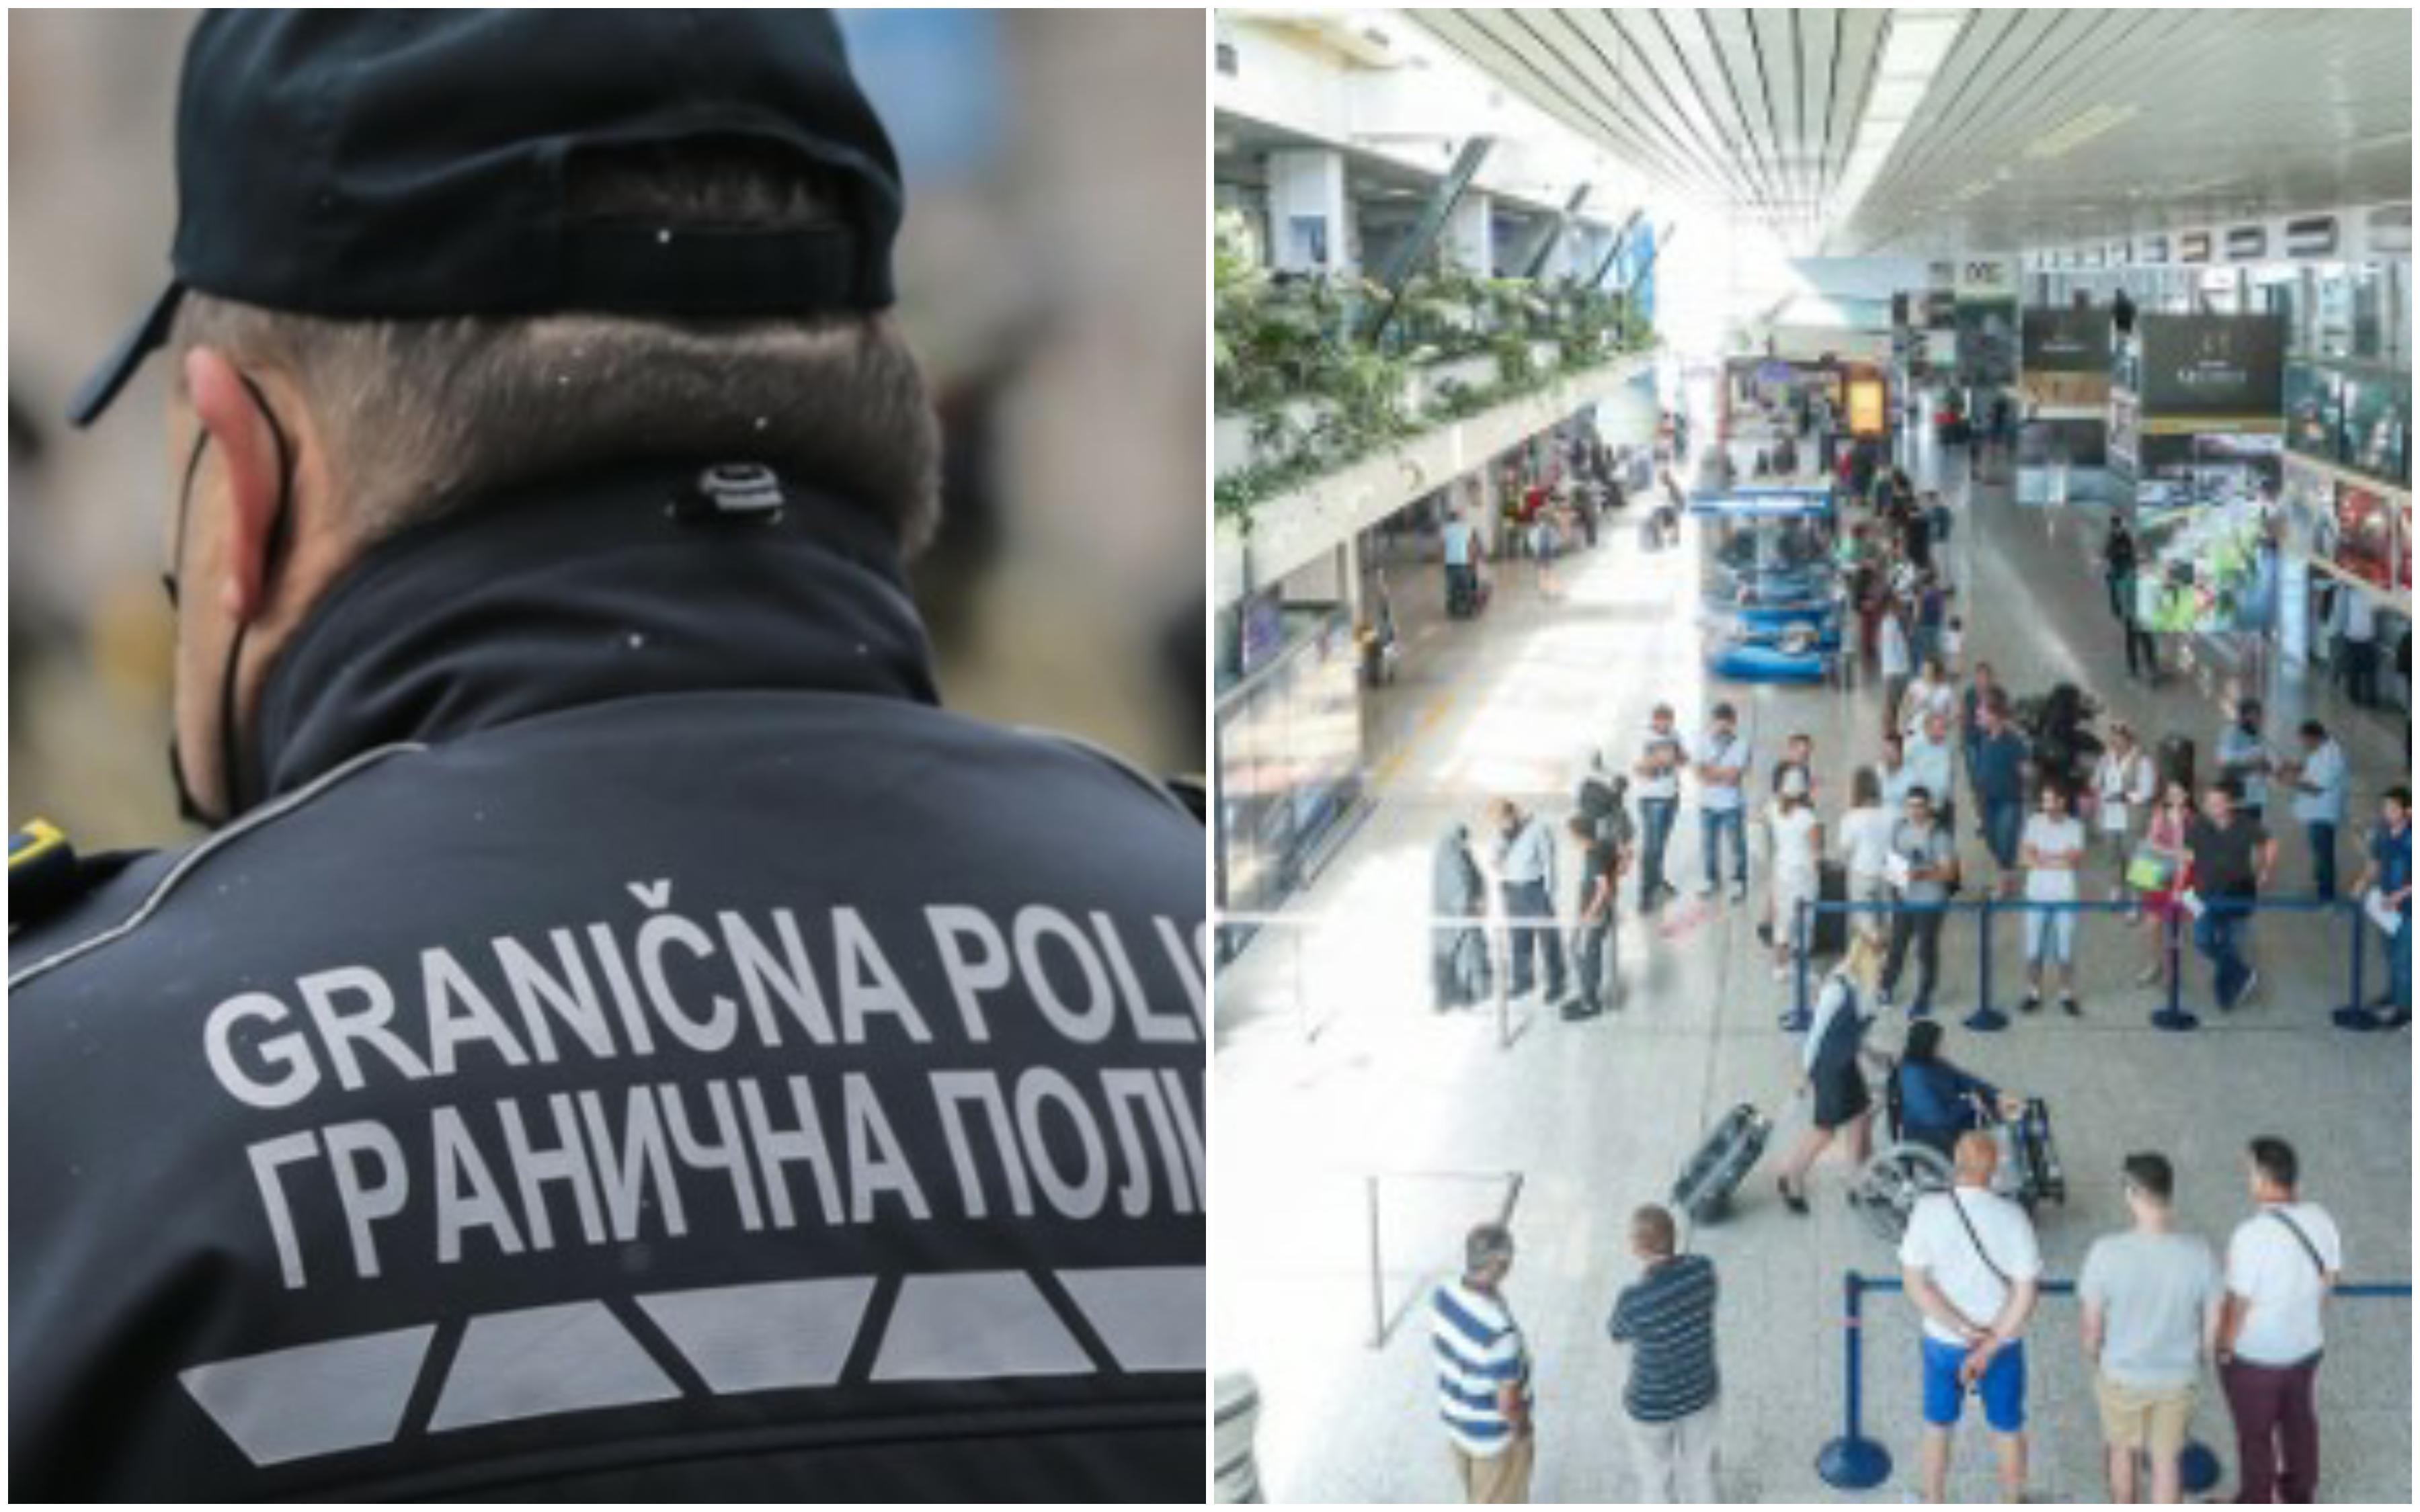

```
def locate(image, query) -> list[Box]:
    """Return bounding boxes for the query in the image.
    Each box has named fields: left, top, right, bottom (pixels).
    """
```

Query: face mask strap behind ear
left=161, top=426, right=210, bottom=609
left=167, top=374, right=295, bottom=828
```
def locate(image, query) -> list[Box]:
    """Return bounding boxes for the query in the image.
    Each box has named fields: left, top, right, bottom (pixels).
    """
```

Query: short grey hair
left=1464, top=1222, right=1515, bottom=1276
left=169, top=142, right=941, bottom=552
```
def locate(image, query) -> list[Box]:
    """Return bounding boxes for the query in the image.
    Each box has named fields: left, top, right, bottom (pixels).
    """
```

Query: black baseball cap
left=69, top=9, right=903, bottom=427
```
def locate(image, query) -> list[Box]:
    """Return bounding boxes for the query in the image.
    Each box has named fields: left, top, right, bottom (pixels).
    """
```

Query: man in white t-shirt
left=1695, top=703, right=1752, bottom=903
left=1900, top=1132, right=2042, bottom=1505
left=2218, top=1138, right=2343, bottom=1505
left=1837, top=766, right=1895, bottom=946
left=2019, top=784, right=2088, bottom=1017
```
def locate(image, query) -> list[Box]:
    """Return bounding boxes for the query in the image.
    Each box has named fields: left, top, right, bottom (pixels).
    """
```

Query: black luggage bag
left=1432, top=925, right=1493, bottom=1010
left=1809, top=860, right=1849, bottom=958
left=1447, top=571, right=1491, bottom=620
left=2156, top=734, right=2194, bottom=795
left=1670, top=1103, right=1772, bottom=1223
left=2006, top=1095, right=2066, bottom=1209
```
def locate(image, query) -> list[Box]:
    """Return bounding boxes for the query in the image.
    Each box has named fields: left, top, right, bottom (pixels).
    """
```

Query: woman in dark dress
left=1775, top=933, right=1886, bottom=1213
left=1432, top=823, right=1491, bottom=1011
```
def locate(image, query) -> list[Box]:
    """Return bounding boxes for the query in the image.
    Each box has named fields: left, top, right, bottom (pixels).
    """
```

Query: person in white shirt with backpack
left=2218, top=1137, right=2343, bottom=1505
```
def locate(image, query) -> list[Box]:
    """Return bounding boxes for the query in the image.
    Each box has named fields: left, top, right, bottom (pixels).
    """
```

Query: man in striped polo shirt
left=1433, top=1224, right=1535, bottom=1502
left=1607, top=1205, right=1721, bottom=1502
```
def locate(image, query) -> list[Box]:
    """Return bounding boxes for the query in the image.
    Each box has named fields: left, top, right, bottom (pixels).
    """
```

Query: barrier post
left=2152, top=909, right=2198, bottom=1032
left=2333, top=897, right=2380, bottom=1031
left=1365, top=1175, right=1384, bottom=1347
left=1492, top=917, right=1510, bottom=1050
left=1787, top=899, right=1813, bottom=1032
left=1966, top=896, right=2007, bottom=1032
left=1823, top=1273, right=2410, bottom=1500
left=1814, top=1271, right=1892, bottom=1489
left=1291, top=923, right=1316, bottom=1044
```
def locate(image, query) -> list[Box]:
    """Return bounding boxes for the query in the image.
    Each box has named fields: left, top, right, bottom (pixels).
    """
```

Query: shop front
left=1214, top=581, right=1365, bottom=937
left=2108, top=312, right=2289, bottom=514
left=2278, top=443, right=2413, bottom=712
left=1212, top=405, right=1626, bottom=933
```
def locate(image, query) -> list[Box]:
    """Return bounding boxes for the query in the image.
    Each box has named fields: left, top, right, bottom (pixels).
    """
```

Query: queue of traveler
left=1417, top=408, right=2397, bottom=1505
left=1440, top=409, right=2407, bottom=1034
left=1433, top=1135, right=2345, bottom=1504
left=1435, top=680, right=2411, bottom=1028
left=1895, top=1133, right=2345, bottom=1505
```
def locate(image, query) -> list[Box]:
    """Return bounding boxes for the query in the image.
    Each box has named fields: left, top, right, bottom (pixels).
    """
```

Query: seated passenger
left=1894, top=1021, right=2021, bottom=1159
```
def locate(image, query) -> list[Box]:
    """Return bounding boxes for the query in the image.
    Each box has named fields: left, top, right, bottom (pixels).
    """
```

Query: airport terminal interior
left=1212, top=9, right=2412, bottom=1504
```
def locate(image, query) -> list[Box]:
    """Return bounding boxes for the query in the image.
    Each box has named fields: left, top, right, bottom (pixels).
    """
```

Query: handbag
left=2126, top=847, right=2177, bottom=893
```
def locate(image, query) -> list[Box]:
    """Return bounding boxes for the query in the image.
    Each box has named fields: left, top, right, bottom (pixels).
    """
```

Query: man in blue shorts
left=1900, top=1132, right=2043, bottom=1503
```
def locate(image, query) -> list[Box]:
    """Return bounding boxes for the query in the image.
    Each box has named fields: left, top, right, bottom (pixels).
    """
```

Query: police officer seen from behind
left=10, top=12, right=1203, bottom=1501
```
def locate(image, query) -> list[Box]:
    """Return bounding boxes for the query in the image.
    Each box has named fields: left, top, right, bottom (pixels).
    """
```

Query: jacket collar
left=253, top=462, right=936, bottom=799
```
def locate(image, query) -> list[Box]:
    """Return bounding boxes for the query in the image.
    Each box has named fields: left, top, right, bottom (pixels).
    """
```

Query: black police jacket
left=9, top=464, right=1205, bottom=1501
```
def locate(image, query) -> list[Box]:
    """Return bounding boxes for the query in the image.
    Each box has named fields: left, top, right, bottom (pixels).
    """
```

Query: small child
left=1942, top=614, right=1966, bottom=669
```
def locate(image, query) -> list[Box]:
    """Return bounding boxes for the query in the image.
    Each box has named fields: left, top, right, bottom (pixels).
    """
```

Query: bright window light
left=1823, top=7, right=1972, bottom=249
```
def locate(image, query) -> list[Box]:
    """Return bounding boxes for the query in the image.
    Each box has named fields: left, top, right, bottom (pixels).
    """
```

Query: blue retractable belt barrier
left=1816, top=1271, right=2412, bottom=1493
left=1791, top=894, right=2374, bottom=1036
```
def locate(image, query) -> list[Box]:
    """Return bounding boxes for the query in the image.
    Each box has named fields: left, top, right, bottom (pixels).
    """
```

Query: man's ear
left=184, top=345, right=287, bottom=623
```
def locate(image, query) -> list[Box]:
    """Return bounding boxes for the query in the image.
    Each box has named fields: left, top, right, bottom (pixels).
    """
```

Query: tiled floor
left=1213, top=416, right=2412, bottom=1503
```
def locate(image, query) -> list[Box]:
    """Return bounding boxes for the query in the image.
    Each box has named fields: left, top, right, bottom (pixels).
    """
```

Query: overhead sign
left=2282, top=215, right=2338, bottom=258
left=2019, top=306, right=2113, bottom=412
left=2021, top=307, right=2113, bottom=374
left=2179, top=231, right=2212, bottom=264
left=2224, top=225, right=2267, bottom=261
left=2136, top=313, right=2287, bottom=425
left=2367, top=204, right=2412, bottom=255
left=2138, top=235, right=2169, bottom=265
left=1954, top=256, right=2017, bottom=300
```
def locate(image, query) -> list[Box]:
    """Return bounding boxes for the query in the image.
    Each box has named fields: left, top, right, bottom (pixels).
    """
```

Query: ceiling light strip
left=1824, top=7, right=1971, bottom=241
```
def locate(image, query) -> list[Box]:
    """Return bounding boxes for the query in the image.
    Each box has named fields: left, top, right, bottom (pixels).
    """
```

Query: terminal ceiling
left=1412, top=9, right=2413, bottom=257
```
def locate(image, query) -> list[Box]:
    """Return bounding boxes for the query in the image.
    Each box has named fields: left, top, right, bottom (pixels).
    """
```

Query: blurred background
left=8, top=9, right=1207, bottom=847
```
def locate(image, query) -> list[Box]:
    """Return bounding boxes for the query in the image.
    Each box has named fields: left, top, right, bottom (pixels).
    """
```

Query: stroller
left=1845, top=1058, right=2066, bottom=1245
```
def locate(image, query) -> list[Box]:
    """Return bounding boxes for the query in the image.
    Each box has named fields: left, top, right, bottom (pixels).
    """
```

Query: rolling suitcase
left=1810, top=860, right=1849, bottom=958
left=1447, top=571, right=1490, bottom=620
left=2003, top=1095, right=2066, bottom=1209
left=1670, top=1103, right=1772, bottom=1224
